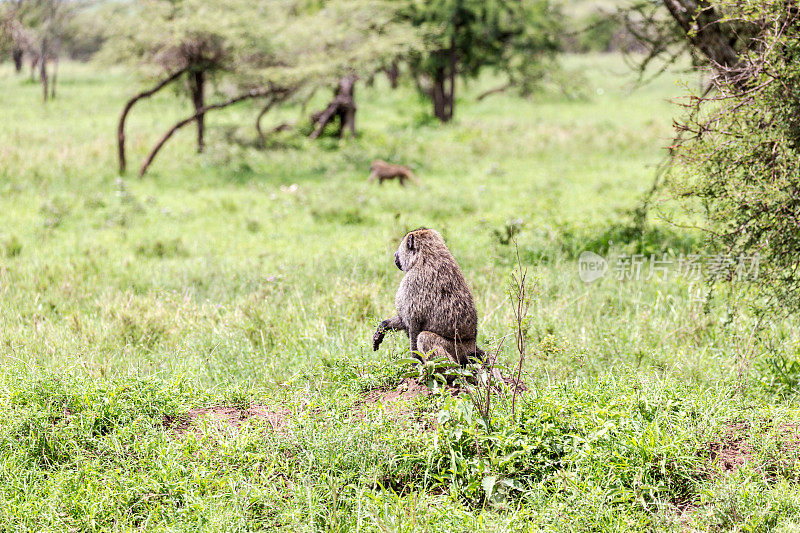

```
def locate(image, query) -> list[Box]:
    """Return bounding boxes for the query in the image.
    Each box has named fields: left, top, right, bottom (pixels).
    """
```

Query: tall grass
left=1, top=55, right=800, bottom=530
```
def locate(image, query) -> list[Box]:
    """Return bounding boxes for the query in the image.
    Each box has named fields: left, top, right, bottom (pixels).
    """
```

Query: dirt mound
left=358, top=378, right=443, bottom=431
left=362, top=378, right=434, bottom=404
left=778, top=422, right=800, bottom=447
left=163, top=405, right=287, bottom=435
left=706, top=421, right=800, bottom=474
left=362, top=372, right=527, bottom=405
left=677, top=421, right=800, bottom=529
left=708, top=422, right=754, bottom=472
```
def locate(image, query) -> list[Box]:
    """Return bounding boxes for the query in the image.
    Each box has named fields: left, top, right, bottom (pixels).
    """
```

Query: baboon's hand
left=372, top=324, right=386, bottom=351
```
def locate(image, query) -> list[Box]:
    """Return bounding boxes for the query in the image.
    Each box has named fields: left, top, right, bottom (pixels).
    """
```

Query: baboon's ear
left=407, top=233, right=415, bottom=251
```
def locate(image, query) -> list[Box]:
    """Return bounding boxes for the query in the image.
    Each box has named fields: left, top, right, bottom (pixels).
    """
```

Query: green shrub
left=672, top=2, right=800, bottom=314
left=135, top=238, right=188, bottom=258
left=3, top=235, right=22, bottom=258
left=426, top=373, right=699, bottom=510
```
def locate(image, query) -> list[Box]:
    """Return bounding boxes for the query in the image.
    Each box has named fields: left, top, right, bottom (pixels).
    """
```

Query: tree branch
left=138, top=87, right=286, bottom=178
left=661, top=0, right=740, bottom=69
left=476, top=82, right=510, bottom=101
left=255, top=98, right=277, bottom=146
left=117, top=68, right=188, bottom=174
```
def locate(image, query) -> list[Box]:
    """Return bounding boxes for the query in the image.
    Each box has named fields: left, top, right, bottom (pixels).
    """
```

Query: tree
left=104, top=0, right=268, bottom=169
left=105, top=0, right=419, bottom=175
left=309, top=74, right=358, bottom=139
left=270, top=0, right=419, bottom=139
left=401, top=0, right=561, bottom=122
left=1, top=0, right=75, bottom=98
left=662, top=2, right=800, bottom=313
left=620, top=0, right=764, bottom=83
left=0, top=3, right=28, bottom=73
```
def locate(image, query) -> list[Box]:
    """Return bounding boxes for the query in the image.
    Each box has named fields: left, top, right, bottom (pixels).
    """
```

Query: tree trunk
left=432, top=67, right=448, bottom=122
left=385, top=61, right=399, bottom=89
left=309, top=74, right=358, bottom=139
left=50, top=56, right=58, bottom=99
left=432, top=68, right=455, bottom=122
left=338, top=106, right=356, bottom=137
left=12, top=48, right=23, bottom=73
left=338, top=74, right=356, bottom=137
left=253, top=87, right=294, bottom=146
left=190, top=70, right=206, bottom=152
left=446, top=39, right=456, bottom=120
left=255, top=99, right=274, bottom=146
left=255, top=98, right=295, bottom=145
left=39, top=39, right=48, bottom=103
left=661, top=0, right=739, bottom=70
left=49, top=37, right=60, bottom=99
left=117, top=68, right=188, bottom=174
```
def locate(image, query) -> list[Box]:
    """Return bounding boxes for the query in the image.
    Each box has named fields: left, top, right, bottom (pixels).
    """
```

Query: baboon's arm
left=367, top=170, right=378, bottom=182
left=372, top=316, right=406, bottom=351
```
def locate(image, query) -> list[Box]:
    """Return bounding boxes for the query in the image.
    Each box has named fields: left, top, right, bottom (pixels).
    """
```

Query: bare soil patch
left=163, top=404, right=288, bottom=435
left=362, top=377, right=436, bottom=404
left=675, top=421, right=800, bottom=530
left=777, top=422, right=800, bottom=452
left=357, top=378, right=442, bottom=431
left=361, top=371, right=528, bottom=408
left=708, top=421, right=754, bottom=473
left=361, top=370, right=527, bottom=406
left=704, top=420, right=800, bottom=475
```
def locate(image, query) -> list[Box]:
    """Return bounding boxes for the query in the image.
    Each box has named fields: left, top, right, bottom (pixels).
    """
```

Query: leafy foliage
left=104, top=0, right=421, bottom=170
left=429, top=374, right=703, bottom=512
left=102, top=0, right=417, bottom=93
left=671, top=2, right=800, bottom=313
left=401, top=0, right=562, bottom=120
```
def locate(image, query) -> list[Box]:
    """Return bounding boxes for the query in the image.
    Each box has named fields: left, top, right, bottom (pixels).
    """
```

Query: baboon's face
left=395, top=234, right=414, bottom=271
left=395, top=242, right=411, bottom=271
left=395, top=231, right=424, bottom=271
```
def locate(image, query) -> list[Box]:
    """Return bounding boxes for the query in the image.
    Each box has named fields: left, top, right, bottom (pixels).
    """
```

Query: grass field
left=2, top=54, right=800, bottom=531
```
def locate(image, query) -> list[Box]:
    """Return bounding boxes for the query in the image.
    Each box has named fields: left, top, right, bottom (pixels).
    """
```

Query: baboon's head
left=394, top=228, right=445, bottom=271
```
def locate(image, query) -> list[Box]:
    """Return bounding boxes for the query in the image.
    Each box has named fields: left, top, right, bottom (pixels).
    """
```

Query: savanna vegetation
left=2, top=1, right=800, bottom=531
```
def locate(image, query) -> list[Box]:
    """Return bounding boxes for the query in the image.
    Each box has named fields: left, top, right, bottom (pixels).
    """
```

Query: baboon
left=368, top=160, right=419, bottom=186
left=372, top=228, right=484, bottom=365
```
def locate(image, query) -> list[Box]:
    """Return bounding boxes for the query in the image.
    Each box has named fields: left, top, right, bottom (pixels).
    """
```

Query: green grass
left=2, top=54, right=800, bottom=531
